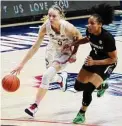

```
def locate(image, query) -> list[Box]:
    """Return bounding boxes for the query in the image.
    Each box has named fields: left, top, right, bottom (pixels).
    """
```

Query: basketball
left=2, top=74, right=20, bottom=92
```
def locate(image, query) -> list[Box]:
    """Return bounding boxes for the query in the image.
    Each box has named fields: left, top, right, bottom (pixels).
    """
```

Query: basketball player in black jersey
left=65, top=3, right=117, bottom=124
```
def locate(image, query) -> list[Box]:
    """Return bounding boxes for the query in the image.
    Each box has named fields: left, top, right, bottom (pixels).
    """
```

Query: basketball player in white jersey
left=11, top=5, right=83, bottom=117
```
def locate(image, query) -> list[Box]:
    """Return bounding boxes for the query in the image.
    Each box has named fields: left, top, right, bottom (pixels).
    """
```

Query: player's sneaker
left=59, top=71, right=68, bottom=92
left=73, top=112, right=85, bottom=124
left=97, top=83, right=109, bottom=97
left=25, top=103, right=38, bottom=117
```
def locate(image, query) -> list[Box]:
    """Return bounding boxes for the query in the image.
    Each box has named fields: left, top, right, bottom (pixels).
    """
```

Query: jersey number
left=93, top=48, right=97, bottom=54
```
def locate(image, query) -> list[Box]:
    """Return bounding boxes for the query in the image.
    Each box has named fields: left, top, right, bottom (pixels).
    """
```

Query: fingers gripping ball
left=2, top=74, right=20, bottom=92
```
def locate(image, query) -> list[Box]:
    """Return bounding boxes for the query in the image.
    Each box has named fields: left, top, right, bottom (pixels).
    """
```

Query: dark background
left=1, top=1, right=121, bottom=25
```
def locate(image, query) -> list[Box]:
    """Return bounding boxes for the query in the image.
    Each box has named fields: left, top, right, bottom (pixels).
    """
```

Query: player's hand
left=63, top=43, right=72, bottom=50
left=85, top=56, right=94, bottom=66
left=68, top=54, right=76, bottom=63
left=11, top=64, right=24, bottom=75
left=61, top=44, right=71, bottom=53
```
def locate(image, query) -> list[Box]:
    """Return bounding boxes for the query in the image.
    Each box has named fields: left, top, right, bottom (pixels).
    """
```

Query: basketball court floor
left=1, top=15, right=122, bottom=126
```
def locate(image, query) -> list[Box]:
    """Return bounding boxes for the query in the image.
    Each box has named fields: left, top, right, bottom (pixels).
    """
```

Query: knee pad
left=82, top=82, right=96, bottom=106
left=40, top=67, right=57, bottom=89
left=74, top=79, right=85, bottom=91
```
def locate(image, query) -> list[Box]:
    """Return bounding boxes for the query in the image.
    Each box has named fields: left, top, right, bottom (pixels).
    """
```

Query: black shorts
left=82, top=63, right=117, bottom=80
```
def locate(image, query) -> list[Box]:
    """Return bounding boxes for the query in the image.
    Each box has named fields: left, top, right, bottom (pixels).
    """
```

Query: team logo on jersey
left=34, top=73, right=122, bottom=96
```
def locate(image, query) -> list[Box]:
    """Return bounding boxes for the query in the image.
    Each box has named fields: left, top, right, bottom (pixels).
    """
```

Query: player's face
left=87, top=16, right=102, bottom=34
left=48, top=8, right=61, bottom=25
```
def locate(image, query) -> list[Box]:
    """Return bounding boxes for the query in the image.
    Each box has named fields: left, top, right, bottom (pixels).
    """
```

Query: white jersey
left=45, top=19, right=74, bottom=54
left=43, top=19, right=75, bottom=68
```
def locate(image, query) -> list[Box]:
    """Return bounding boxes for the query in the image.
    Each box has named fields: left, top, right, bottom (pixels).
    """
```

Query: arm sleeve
left=104, top=33, right=116, bottom=52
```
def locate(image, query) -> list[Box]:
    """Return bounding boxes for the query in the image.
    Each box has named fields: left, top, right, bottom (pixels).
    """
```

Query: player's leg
left=46, top=52, right=68, bottom=92
left=97, top=63, right=117, bottom=97
left=25, top=62, right=62, bottom=117
left=73, top=69, right=103, bottom=124
left=52, top=53, right=71, bottom=91
left=73, top=82, right=96, bottom=124
left=97, top=81, right=109, bottom=97
left=74, top=63, right=117, bottom=123
left=74, top=69, right=92, bottom=92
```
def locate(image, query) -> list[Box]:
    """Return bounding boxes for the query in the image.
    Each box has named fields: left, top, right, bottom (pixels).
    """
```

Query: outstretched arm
left=11, top=23, right=46, bottom=74
left=20, top=24, right=46, bottom=65
left=64, top=24, right=89, bottom=51
left=71, top=45, right=79, bottom=55
left=20, top=26, right=46, bottom=65
left=71, top=37, right=89, bottom=47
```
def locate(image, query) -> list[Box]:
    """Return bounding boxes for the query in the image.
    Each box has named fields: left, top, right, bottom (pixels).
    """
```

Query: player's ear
left=98, top=22, right=102, bottom=28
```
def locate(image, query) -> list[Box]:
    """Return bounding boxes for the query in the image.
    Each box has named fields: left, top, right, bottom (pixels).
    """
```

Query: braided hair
left=91, top=3, right=114, bottom=25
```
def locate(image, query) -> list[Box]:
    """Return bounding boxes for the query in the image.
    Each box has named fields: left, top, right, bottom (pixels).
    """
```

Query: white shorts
left=45, top=50, right=71, bottom=69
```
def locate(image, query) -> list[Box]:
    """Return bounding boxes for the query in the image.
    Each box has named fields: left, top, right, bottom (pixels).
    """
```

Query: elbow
left=114, top=57, right=118, bottom=63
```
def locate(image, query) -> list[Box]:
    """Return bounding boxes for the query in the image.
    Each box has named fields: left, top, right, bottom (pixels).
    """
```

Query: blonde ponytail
left=41, top=15, right=48, bottom=23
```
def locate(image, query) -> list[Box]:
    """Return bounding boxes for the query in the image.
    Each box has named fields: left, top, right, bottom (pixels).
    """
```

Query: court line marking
left=1, top=118, right=97, bottom=126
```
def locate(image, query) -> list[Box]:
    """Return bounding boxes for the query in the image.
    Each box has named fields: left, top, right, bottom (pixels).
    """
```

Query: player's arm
left=65, top=24, right=79, bottom=55
left=71, top=31, right=89, bottom=46
left=65, top=23, right=89, bottom=50
left=86, top=35, right=117, bottom=66
left=94, top=35, right=117, bottom=65
left=66, top=23, right=87, bottom=54
left=11, top=23, right=46, bottom=75
left=71, top=37, right=89, bottom=46
left=70, top=25, right=82, bottom=54
left=19, top=24, right=46, bottom=66
left=69, top=25, right=89, bottom=47
left=93, top=51, right=117, bottom=65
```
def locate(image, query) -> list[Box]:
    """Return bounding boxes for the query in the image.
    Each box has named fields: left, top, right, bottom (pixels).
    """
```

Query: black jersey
left=86, top=28, right=116, bottom=60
